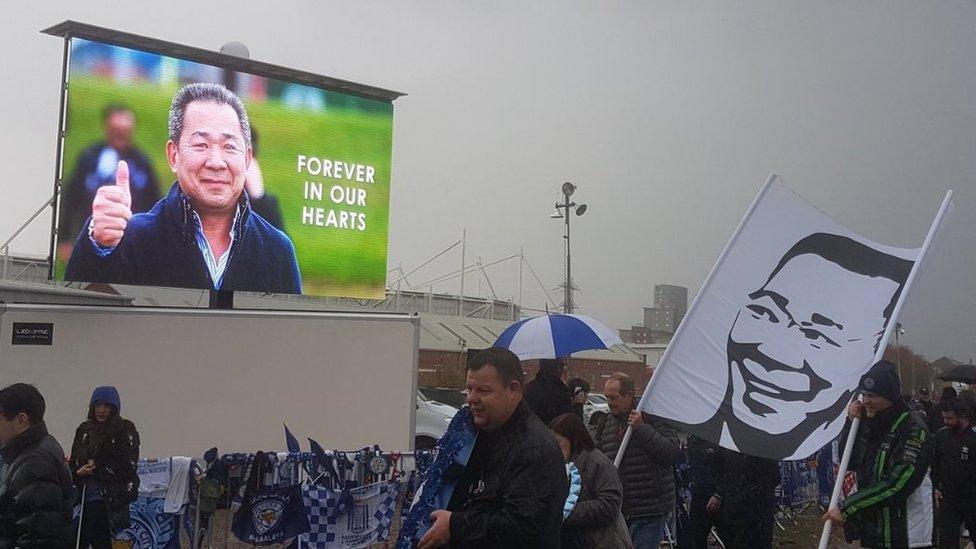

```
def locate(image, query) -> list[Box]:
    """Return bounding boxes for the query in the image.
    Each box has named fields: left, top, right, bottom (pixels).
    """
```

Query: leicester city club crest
left=252, top=498, right=286, bottom=535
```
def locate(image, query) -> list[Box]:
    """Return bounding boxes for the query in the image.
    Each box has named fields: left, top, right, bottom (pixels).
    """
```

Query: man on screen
left=59, top=104, right=161, bottom=262
left=677, top=233, right=912, bottom=460
left=65, top=83, right=302, bottom=294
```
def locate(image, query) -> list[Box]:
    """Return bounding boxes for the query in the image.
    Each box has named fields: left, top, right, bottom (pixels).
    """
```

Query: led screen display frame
left=44, top=21, right=403, bottom=299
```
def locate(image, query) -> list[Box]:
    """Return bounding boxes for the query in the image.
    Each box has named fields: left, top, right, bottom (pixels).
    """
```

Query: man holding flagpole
left=822, top=360, right=934, bottom=548
left=595, top=372, right=679, bottom=548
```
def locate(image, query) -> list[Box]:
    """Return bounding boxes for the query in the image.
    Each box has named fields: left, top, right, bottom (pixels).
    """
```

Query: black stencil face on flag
left=642, top=179, right=928, bottom=462
left=709, top=233, right=912, bottom=458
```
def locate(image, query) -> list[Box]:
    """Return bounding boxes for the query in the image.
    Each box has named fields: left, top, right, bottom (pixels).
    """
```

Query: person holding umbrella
left=70, top=386, right=140, bottom=549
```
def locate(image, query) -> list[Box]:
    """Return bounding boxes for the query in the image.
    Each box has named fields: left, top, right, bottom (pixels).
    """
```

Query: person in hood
left=0, top=383, right=74, bottom=548
left=70, top=386, right=140, bottom=549
left=822, top=360, right=935, bottom=548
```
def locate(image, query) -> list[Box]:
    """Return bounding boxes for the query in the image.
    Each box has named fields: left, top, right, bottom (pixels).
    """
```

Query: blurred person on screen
left=65, top=83, right=302, bottom=294
left=244, top=126, right=286, bottom=232
left=59, top=104, right=161, bottom=262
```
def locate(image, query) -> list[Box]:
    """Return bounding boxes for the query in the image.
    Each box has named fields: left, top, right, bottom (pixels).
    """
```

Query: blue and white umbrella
left=493, top=313, right=624, bottom=360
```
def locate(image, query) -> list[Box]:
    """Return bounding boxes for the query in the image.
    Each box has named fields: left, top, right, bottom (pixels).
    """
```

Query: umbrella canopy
left=493, top=313, right=624, bottom=360
left=938, top=364, right=976, bottom=384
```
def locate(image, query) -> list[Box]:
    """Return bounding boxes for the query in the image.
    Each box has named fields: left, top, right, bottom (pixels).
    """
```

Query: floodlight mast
left=554, top=182, right=586, bottom=314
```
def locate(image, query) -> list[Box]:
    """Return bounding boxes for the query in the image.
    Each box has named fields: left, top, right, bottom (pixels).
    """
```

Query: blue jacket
left=65, top=182, right=302, bottom=294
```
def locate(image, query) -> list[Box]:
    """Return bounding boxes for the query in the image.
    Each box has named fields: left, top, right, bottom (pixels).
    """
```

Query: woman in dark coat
left=70, top=386, right=140, bottom=549
left=550, top=413, right=633, bottom=549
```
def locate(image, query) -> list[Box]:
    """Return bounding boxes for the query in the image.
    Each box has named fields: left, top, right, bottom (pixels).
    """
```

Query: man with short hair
left=595, top=372, right=679, bottom=549
left=418, top=347, right=568, bottom=548
left=823, top=361, right=934, bottom=548
left=928, top=387, right=958, bottom=434
left=65, top=82, right=302, bottom=294
left=932, top=399, right=976, bottom=548
left=0, top=383, right=74, bottom=548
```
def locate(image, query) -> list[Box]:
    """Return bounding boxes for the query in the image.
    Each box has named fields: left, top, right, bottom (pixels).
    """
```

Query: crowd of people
left=0, top=350, right=972, bottom=548
left=0, top=383, right=139, bottom=548
left=417, top=351, right=975, bottom=549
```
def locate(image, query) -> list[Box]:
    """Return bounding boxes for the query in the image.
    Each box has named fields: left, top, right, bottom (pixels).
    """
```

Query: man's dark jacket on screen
left=65, top=182, right=302, bottom=294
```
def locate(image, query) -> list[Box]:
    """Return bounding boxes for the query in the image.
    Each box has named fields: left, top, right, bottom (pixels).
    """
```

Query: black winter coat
left=69, top=418, right=140, bottom=532
left=446, top=401, right=569, bottom=548
left=709, top=445, right=780, bottom=524
left=0, top=422, right=74, bottom=549
left=594, top=410, right=680, bottom=520
left=933, top=424, right=976, bottom=498
left=524, top=372, right=573, bottom=427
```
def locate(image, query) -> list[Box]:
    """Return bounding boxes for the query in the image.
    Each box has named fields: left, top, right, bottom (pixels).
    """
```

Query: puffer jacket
left=70, top=418, right=140, bottom=532
left=841, top=404, right=934, bottom=549
left=0, top=422, right=75, bottom=548
left=594, top=410, right=680, bottom=520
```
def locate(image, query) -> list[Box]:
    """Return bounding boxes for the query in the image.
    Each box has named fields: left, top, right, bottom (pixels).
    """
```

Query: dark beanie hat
left=90, top=386, right=121, bottom=412
left=858, top=360, right=901, bottom=404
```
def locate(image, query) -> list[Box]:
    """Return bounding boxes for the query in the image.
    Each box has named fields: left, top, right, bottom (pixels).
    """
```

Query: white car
left=584, top=393, right=610, bottom=426
left=414, top=390, right=458, bottom=449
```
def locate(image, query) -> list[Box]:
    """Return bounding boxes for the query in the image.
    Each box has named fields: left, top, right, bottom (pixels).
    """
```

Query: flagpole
left=818, top=189, right=953, bottom=549
left=614, top=172, right=779, bottom=467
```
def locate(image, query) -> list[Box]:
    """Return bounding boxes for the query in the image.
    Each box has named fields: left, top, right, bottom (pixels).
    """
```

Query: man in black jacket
left=65, top=82, right=302, bottom=294
left=524, top=359, right=573, bottom=426
left=932, top=399, right=976, bottom=548
left=706, top=445, right=781, bottom=549
left=418, top=347, right=568, bottom=549
left=0, top=383, right=74, bottom=548
left=595, top=372, right=679, bottom=549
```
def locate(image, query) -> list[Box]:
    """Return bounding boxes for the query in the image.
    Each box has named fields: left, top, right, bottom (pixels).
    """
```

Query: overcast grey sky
left=2, top=2, right=973, bottom=362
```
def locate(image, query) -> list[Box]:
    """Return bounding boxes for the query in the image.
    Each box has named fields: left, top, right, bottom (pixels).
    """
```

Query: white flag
left=643, top=176, right=923, bottom=460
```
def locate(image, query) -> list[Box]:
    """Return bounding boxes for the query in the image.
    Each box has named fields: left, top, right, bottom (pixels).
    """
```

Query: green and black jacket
left=840, top=404, right=934, bottom=548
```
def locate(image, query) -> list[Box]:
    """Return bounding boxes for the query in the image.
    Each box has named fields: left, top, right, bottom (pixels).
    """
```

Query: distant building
left=654, top=284, right=688, bottom=327
left=619, top=283, right=689, bottom=345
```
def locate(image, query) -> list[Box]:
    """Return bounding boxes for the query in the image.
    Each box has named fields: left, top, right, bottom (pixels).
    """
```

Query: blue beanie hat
left=90, top=386, right=121, bottom=412
left=858, top=361, right=901, bottom=404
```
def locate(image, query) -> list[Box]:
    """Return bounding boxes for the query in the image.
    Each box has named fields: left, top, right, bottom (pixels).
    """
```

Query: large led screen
left=54, top=37, right=393, bottom=298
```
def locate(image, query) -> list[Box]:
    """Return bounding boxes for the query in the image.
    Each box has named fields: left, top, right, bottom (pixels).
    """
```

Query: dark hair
left=943, top=399, right=971, bottom=418
left=467, top=347, right=525, bottom=385
left=0, top=383, right=45, bottom=424
left=942, top=387, right=958, bottom=401
left=87, top=402, right=120, bottom=422
left=759, top=233, right=913, bottom=350
left=568, top=378, right=591, bottom=396
left=250, top=126, right=260, bottom=156
left=549, top=413, right=595, bottom=456
left=609, top=372, right=635, bottom=396
left=168, top=83, right=251, bottom=147
left=102, top=103, right=133, bottom=121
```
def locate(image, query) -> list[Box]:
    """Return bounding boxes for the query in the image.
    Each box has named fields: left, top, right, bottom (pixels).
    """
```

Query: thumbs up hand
left=90, top=161, right=132, bottom=248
